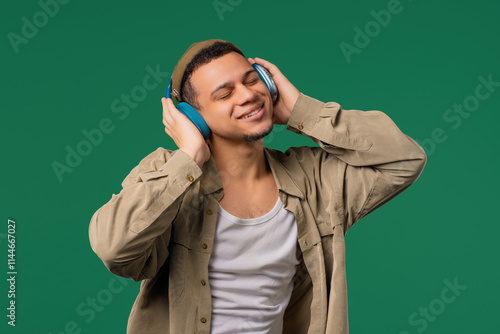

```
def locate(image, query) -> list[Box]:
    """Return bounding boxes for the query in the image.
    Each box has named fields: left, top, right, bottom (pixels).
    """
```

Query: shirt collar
left=199, top=147, right=304, bottom=200
left=264, top=147, right=304, bottom=199
left=199, top=152, right=223, bottom=196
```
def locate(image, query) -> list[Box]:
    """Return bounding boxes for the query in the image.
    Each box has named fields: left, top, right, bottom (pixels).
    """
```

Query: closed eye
left=219, top=92, right=231, bottom=100
left=218, top=78, right=259, bottom=100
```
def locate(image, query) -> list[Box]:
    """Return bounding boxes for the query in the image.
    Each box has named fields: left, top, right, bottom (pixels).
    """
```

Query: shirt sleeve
left=286, top=92, right=427, bottom=232
left=88, top=147, right=203, bottom=281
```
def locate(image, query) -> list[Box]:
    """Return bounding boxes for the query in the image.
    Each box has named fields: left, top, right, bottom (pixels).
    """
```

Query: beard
left=242, top=121, right=274, bottom=142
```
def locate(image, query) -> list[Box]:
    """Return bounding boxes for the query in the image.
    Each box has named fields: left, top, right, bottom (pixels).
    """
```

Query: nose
left=234, top=82, right=259, bottom=104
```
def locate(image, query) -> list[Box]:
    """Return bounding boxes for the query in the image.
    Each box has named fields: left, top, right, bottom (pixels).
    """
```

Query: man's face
left=190, top=52, right=274, bottom=143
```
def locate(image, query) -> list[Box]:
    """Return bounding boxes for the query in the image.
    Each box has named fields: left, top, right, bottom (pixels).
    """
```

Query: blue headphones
left=165, top=63, right=278, bottom=140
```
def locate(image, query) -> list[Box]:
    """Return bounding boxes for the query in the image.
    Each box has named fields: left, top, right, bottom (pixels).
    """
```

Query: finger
left=163, top=115, right=174, bottom=139
left=164, top=125, right=173, bottom=139
left=163, top=98, right=190, bottom=129
left=162, top=96, right=179, bottom=111
left=253, top=57, right=276, bottom=70
left=254, top=57, right=288, bottom=85
left=247, top=57, right=255, bottom=64
left=162, top=98, right=171, bottom=117
left=163, top=97, right=182, bottom=119
left=163, top=106, right=174, bottom=126
left=161, top=97, right=171, bottom=116
left=165, top=97, right=185, bottom=118
left=162, top=97, right=175, bottom=110
left=162, top=98, right=175, bottom=127
left=161, top=97, right=170, bottom=107
left=163, top=115, right=171, bottom=128
left=253, top=57, right=283, bottom=79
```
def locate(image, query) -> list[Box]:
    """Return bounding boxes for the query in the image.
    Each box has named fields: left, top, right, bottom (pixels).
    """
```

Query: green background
left=2, top=0, right=499, bottom=333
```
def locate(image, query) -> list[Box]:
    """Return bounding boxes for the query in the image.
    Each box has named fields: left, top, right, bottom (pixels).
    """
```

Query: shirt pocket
left=298, top=220, right=336, bottom=252
left=317, top=221, right=336, bottom=238
left=316, top=221, right=340, bottom=276
left=317, top=221, right=336, bottom=253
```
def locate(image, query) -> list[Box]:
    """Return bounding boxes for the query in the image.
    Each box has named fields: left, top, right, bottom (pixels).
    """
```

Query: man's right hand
left=162, top=97, right=211, bottom=169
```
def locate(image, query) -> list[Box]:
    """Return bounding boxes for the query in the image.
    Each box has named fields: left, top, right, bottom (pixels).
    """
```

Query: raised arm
left=89, top=94, right=211, bottom=281
left=286, top=93, right=427, bottom=232
left=88, top=147, right=203, bottom=281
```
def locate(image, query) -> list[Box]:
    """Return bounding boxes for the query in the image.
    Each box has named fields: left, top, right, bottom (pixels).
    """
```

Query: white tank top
left=208, top=196, right=301, bottom=334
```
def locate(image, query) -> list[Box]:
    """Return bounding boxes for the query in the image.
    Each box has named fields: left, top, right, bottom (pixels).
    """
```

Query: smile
left=238, top=104, right=264, bottom=120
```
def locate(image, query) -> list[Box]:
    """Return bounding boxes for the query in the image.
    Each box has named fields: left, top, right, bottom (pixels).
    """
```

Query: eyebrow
left=210, top=69, right=258, bottom=99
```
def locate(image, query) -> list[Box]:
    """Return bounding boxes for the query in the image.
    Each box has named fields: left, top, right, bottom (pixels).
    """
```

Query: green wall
left=2, top=0, right=498, bottom=333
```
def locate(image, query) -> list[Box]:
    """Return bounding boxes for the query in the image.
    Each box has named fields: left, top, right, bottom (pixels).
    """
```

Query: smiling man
left=89, top=39, right=427, bottom=334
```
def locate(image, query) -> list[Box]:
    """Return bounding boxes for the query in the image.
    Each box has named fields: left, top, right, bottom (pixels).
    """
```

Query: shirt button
left=298, top=123, right=304, bottom=130
left=187, top=174, right=194, bottom=182
left=207, top=209, right=213, bottom=215
left=202, top=243, right=208, bottom=249
left=201, top=279, right=206, bottom=286
left=200, top=317, right=207, bottom=323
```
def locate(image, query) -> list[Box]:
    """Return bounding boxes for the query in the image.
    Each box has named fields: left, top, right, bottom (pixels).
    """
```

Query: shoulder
left=120, top=147, right=178, bottom=188
left=265, top=145, right=341, bottom=186
left=139, top=147, right=177, bottom=168
left=266, top=145, right=336, bottom=168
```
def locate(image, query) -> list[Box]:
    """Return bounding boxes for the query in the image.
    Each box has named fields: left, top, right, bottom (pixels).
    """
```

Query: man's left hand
left=247, top=57, right=300, bottom=125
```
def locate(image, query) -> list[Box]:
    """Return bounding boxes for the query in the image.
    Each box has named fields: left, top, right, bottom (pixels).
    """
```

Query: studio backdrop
left=2, top=0, right=499, bottom=333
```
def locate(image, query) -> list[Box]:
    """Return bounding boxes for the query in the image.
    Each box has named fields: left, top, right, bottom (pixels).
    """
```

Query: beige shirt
left=88, top=92, right=427, bottom=333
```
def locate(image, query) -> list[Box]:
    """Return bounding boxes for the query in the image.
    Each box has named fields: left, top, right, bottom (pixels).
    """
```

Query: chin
left=242, top=122, right=274, bottom=142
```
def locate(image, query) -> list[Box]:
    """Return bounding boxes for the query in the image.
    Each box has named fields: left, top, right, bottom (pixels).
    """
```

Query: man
left=88, top=39, right=427, bottom=333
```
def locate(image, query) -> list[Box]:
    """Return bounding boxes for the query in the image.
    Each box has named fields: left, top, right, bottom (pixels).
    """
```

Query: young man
left=89, top=39, right=427, bottom=333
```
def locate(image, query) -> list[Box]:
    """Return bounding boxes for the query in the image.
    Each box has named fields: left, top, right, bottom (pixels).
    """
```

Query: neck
left=208, top=136, right=269, bottom=186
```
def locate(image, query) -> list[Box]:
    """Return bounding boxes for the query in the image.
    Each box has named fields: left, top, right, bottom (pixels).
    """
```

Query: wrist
left=180, top=147, right=205, bottom=169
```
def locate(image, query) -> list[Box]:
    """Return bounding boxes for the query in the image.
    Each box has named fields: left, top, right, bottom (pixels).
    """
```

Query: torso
left=218, top=172, right=279, bottom=219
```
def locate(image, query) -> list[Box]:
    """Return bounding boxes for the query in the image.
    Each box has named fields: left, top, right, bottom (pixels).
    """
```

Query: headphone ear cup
left=252, top=63, right=278, bottom=104
left=177, top=102, right=211, bottom=140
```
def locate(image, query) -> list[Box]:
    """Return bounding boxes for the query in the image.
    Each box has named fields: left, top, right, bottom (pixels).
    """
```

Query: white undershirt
left=208, top=196, right=301, bottom=334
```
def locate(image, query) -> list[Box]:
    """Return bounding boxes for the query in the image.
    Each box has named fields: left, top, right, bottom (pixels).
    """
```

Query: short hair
left=181, top=41, right=245, bottom=111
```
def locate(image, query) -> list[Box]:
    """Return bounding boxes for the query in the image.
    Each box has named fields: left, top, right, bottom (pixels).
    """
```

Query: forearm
left=286, top=93, right=427, bottom=184
left=88, top=148, right=202, bottom=281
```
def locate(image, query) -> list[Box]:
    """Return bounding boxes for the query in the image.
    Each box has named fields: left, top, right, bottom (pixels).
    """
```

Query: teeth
left=240, top=105, right=262, bottom=119
left=242, top=110, right=259, bottom=119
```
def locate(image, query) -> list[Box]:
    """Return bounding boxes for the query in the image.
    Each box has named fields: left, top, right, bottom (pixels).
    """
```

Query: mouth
left=238, top=103, right=265, bottom=121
